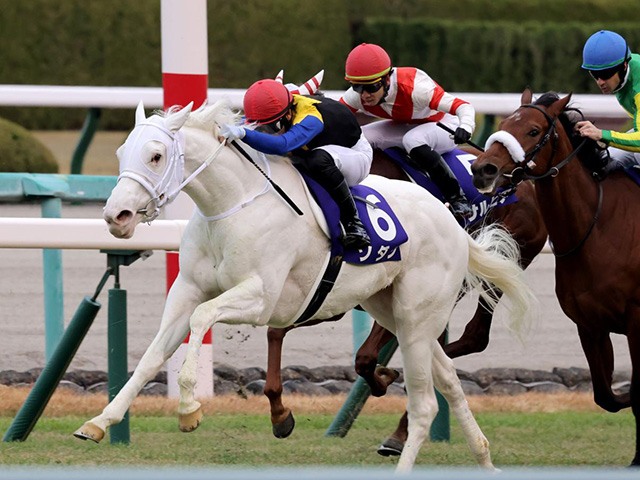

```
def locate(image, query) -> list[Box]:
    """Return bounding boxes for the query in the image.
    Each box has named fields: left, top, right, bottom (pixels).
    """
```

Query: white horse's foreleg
left=394, top=327, right=438, bottom=474
left=432, top=341, right=495, bottom=470
left=75, top=276, right=204, bottom=442
left=178, top=276, right=265, bottom=421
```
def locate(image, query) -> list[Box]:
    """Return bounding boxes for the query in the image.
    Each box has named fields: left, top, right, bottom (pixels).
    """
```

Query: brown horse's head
left=471, top=89, right=573, bottom=195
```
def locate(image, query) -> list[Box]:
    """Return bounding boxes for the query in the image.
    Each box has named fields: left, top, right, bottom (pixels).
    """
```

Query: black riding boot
left=331, top=179, right=371, bottom=250
left=301, top=149, right=371, bottom=249
left=409, top=145, right=472, bottom=223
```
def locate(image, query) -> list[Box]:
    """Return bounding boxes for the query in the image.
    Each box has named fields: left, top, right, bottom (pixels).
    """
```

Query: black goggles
left=351, top=80, right=384, bottom=94
left=255, top=118, right=285, bottom=134
left=589, top=65, right=621, bottom=81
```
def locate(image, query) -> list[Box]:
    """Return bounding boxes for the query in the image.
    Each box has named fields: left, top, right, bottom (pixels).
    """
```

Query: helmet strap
left=378, top=71, right=392, bottom=105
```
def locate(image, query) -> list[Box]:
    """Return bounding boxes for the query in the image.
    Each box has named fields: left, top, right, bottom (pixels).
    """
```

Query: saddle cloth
left=384, top=147, right=519, bottom=226
left=298, top=172, right=408, bottom=265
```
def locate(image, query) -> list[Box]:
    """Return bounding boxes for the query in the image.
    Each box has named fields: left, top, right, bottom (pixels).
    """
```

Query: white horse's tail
left=464, top=225, right=538, bottom=337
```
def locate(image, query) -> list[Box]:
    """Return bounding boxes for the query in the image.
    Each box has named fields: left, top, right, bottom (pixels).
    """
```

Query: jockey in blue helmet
left=576, top=30, right=640, bottom=172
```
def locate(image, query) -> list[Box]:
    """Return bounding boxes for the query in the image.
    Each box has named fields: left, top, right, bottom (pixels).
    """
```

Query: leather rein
left=506, top=103, right=603, bottom=258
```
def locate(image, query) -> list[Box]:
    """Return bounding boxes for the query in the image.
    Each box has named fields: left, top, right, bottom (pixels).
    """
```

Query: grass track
left=0, top=411, right=634, bottom=467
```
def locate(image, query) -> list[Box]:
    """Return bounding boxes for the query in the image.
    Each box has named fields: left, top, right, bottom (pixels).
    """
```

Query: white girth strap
left=485, top=131, right=526, bottom=164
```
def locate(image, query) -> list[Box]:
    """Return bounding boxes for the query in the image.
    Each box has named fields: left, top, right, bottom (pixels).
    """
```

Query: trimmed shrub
left=356, top=20, right=640, bottom=94
left=0, top=118, right=58, bottom=173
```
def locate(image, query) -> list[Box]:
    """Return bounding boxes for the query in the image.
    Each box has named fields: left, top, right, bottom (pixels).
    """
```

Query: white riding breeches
left=316, top=133, right=373, bottom=186
left=606, top=145, right=640, bottom=172
left=362, top=115, right=460, bottom=155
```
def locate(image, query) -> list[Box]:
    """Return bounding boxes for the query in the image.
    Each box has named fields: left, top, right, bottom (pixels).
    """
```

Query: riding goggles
left=589, top=65, right=621, bottom=81
left=351, top=80, right=385, bottom=94
left=255, top=118, right=285, bottom=134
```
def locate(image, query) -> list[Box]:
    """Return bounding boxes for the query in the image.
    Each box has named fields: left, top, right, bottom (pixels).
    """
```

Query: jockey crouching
left=340, top=43, right=475, bottom=224
left=220, top=79, right=373, bottom=250
left=576, top=30, right=640, bottom=173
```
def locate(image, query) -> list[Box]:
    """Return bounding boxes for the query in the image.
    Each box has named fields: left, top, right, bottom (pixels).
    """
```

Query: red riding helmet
left=243, top=79, right=293, bottom=125
left=345, top=43, right=392, bottom=83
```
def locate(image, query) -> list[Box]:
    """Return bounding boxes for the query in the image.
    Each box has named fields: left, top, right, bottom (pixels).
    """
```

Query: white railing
left=0, top=85, right=629, bottom=118
left=0, top=217, right=186, bottom=250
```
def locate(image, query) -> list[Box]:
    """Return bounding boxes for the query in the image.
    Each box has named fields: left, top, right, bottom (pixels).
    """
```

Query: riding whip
left=229, top=140, right=304, bottom=216
left=436, top=122, right=485, bottom=152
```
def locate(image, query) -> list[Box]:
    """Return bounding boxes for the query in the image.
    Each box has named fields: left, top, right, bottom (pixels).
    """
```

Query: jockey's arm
left=601, top=104, right=640, bottom=152
left=242, top=116, right=324, bottom=155
left=413, top=72, right=476, bottom=135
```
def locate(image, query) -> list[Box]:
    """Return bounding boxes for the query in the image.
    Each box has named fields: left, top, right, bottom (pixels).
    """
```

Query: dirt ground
left=0, top=131, right=632, bottom=375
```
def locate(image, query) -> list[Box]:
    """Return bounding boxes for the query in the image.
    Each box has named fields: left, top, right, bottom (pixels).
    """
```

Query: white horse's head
left=104, top=101, right=192, bottom=238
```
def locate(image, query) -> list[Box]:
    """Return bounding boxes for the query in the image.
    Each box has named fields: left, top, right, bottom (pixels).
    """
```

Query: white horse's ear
left=135, top=101, right=146, bottom=125
left=275, top=70, right=284, bottom=83
left=165, top=102, right=193, bottom=133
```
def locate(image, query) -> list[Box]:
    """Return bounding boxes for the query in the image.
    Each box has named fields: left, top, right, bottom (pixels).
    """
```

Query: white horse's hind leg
left=394, top=325, right=439, bottom=473
left=74, top=276, right=203, bottom=442
left=432, top=341, right=495, bottom=470
left=178, top=276, right=265, bottom=427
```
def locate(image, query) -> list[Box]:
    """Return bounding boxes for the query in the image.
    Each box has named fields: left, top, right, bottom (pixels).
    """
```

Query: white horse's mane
left=158, top=100, right=241, bottom=137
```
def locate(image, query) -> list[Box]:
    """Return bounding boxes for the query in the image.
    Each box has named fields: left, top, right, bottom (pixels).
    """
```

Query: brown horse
left=471, top=88, right=640, bottom=466
left=263, top=146, right=547, bottom=451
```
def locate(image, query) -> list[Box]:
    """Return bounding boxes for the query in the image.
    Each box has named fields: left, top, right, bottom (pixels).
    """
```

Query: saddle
left=383, top=147, right=519, bottom=227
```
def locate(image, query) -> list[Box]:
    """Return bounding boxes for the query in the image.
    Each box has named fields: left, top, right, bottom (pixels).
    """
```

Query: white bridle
left=117, top=102, right=226, bottom=222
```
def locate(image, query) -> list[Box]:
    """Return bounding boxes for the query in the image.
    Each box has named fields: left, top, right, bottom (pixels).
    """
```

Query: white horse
left=75, top=100, right=536, bottom=473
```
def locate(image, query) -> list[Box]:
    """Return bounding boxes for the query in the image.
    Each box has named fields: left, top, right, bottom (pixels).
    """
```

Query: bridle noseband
left=485, top=102, right=601, bottom=258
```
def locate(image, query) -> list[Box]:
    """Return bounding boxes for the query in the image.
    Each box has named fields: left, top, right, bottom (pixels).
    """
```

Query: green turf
left=0, top=412, right=634, bottom=467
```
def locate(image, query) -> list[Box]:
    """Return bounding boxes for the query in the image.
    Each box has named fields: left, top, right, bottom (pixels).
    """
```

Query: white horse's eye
left=152, top=153, right=162, bottom=163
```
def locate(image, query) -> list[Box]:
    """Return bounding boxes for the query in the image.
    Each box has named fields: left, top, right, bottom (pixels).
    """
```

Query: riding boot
left=331, top=179, right=371, bottom=250
left=302, top=149, right=371, bottom=249
left=409, top=145, right=472, bottom=223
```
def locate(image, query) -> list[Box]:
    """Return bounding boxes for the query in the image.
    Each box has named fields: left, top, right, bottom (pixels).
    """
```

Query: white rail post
left=161, top=0, right=214, bottom=399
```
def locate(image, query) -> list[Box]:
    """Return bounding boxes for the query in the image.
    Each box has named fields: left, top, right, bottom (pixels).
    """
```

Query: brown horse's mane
left=533, top=92, right=604, bottom=173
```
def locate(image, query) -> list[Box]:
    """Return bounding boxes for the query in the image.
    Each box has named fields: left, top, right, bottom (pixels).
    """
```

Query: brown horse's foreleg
left=355, top=322, right=399, bottom=397
left=578, top=326, right=631, bottom=412
left=626, top=317, right=640, bottom=466
left=265, top=326, right=295, bottom=438
left=444, top=294, right=496, bottom=358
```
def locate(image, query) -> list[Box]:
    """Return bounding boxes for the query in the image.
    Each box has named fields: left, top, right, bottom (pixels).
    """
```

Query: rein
left=500, top=103, right=601, bottom=258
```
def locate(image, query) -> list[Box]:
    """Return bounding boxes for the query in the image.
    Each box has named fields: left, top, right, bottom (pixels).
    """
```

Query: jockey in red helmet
left=342, top=43, right=475, bottom=223
left=220, top=78, right=372, bottom=250
left=576, top=30, right=640, bottom=173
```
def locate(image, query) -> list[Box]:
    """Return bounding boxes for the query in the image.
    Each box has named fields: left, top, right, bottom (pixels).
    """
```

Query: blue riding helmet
left=582, top=30, right=631, bottom=70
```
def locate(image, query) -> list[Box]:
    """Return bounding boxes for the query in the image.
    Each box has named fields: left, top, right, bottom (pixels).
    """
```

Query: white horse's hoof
left=73, top=422, right=105, bottom=443
left=179, top=406, right=203, bottom=432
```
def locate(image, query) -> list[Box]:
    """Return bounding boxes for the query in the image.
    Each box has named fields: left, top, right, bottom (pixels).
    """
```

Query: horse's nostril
left=116, top=210, right=133, bottom=224
left=482, top=164, right=498, bottom=177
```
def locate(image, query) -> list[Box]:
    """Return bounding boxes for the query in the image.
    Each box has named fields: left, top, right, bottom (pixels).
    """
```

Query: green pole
left=325, top=337, right=398, bottom=437
left=70, top=108, right=102, bottom=175
left=41, top=198, right=64, bottom=361
left=325, top=329, right=451, bottom=441
left=2, top=296, right=101, bottom=442
left=108, top=286, right=130, bottom=444
left=351, top=309, right=372, bottom=359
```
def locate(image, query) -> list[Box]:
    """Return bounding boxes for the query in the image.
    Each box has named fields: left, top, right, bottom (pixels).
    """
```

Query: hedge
left=1, top=0, right=639, bottom=129
left=0, top=118, right=58, bottom=173
left=356, top=20, right=640, bottom=95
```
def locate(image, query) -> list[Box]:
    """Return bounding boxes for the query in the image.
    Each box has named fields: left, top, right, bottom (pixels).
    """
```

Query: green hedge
left=0, top=118, right=58, bottom=173
left=1, top=0, right=640, bottom=129
left=356, top=20, right=640, bottom=94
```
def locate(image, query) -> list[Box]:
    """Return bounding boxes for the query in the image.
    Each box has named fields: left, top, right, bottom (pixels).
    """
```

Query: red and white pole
left=161, top=0, right=213, bottom=398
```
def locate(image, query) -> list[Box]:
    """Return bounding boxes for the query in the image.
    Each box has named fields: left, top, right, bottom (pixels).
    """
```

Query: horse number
left=365, top=193, right=397, bottom=242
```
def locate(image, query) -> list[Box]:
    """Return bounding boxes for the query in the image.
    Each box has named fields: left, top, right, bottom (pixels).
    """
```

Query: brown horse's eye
left=529, top=129, right=540, bottom=137
left=152, top=153, right=162, bottom=163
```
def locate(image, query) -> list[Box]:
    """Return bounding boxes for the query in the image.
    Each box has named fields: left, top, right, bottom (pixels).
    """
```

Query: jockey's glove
left=220, top=124, right=246, bottom=142
left=453, top=127, right=472, bottom=145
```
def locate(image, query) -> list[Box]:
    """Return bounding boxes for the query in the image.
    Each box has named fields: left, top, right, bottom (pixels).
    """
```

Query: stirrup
left=341, top=221, right=371, bottom=250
